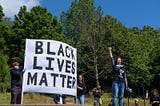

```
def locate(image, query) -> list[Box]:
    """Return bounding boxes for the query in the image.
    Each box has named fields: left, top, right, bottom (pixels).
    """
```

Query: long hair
left=151, top=89, right=159, bottom=97
left=77, top=74, right=85, bottom=83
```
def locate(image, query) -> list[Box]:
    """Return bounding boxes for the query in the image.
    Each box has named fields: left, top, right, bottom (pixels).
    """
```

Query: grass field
left=0, top=92, right=151, bottom=106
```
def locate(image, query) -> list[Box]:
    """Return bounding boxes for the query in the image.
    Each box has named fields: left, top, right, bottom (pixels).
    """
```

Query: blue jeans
left=76, top=95, right=85, bottom=105
left=112, top=81, right=125, bottom=106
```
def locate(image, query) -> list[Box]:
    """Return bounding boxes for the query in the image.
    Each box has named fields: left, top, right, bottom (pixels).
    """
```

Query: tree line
left=0, top=0, right=160, bottom=95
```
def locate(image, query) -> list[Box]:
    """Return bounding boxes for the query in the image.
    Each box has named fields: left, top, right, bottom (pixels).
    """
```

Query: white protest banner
left=22, top=39, right=77, bottom=96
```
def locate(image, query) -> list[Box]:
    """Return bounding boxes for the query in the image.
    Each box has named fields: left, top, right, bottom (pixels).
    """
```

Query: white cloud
left=0, top=0, right=40, bottom=19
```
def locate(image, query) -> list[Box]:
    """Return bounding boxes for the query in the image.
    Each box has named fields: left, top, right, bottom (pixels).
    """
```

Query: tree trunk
left=94, top=55, right=99, bottom=87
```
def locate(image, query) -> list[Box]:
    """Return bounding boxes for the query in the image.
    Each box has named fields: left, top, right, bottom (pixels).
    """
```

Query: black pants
left=11, top=87, right=22, bottom=104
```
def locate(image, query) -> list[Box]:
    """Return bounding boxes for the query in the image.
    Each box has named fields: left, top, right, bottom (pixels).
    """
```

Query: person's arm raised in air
left=109, top=47, right=113, bottom=58
left=109, top=47, right=115, bottom=67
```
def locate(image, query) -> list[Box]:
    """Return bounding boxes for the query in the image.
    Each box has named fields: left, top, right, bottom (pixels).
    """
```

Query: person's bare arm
left=77, top=86, right=83, bottom=90
left=108, top=47, right=113, bottom=58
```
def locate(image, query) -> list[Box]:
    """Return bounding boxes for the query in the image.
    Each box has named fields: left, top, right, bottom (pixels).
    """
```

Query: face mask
left=14, top=66, right=19, bottom=69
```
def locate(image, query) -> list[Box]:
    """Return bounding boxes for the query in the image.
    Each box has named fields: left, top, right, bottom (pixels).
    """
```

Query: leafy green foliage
left=0, top=5, right=4, bottom=21
left=61, top=0, right=160, bottom=90
left=0, top=1, right=160, bottom=93
left=6, top=6, right=66, bottom=64
left=0, top=5, right=66, bottom=92
left=0, top=51, right=10, bottom=92
left=61, top=0, right=111, bottom=87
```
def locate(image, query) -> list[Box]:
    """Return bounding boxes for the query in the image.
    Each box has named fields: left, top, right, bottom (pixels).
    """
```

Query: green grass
left=0, top=92, right=151, bottom=106
left=0, top=92, right=10, bottom=104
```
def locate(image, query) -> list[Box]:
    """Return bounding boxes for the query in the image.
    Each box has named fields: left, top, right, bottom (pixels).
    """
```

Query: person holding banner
left=76, top=74, right=86, bottom=105
left=109, top=47, right=128, bottom=106
left=10, top=61, right=23, bottom=104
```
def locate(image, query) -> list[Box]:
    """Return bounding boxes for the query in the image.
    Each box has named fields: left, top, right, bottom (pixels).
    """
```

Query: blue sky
left=40, top=0, right=160, bottom=29
left=0, top=0, right=160, bottom=29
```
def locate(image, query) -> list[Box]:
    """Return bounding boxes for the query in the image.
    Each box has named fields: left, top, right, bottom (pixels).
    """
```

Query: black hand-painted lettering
left=57, top=44, right=64, bottom=57
left=33, top=56, right=42, bottom=70
left=27, top=72, right=37, bottom=85
left=51, top=73, right=59, bottom=87
left=71, top=62, right=75, bottom=74
left=72, top=77, right=76, bottom=88
left=66, top=60, right=71, bottom=73
left=47, top=42, right=56, bottom=55
left=60, top=74, right=66, bottom=87
left=35, top=41, right=43, bottom=54
left=65, top=46, right=70, bottom=58
left=57, top=59, right=64, bottom=72
left=45, top=57, right=54, bottom=70
left=39, top=73, right=48, bottom=86
left=67, top=76, right=72, bottom=88
left=71, top=48, right=75, bottom=60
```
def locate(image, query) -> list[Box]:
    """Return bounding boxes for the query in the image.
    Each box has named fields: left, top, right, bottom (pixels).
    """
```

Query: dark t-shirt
left=10, top=68, right=22, bottom=88
left=93, top=88, right=102, bottom=98
left=110, top=57, right=126, bottom=82
left=150, top=96, right=160, bottom=106
left=77, top=81, right=86, bottom=96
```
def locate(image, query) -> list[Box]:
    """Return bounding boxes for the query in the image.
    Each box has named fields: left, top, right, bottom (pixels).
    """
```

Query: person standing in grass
left=145, top=90, right=149, bottom=99
left=10, top=61, right=23, bottom=104
left=92, top=85, right=103, bottom=106
left=109, top=47, right=128, bottom=106
left=150, top=89, right=160, bottom=106
left=76, top=74, right=86, bottom=105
